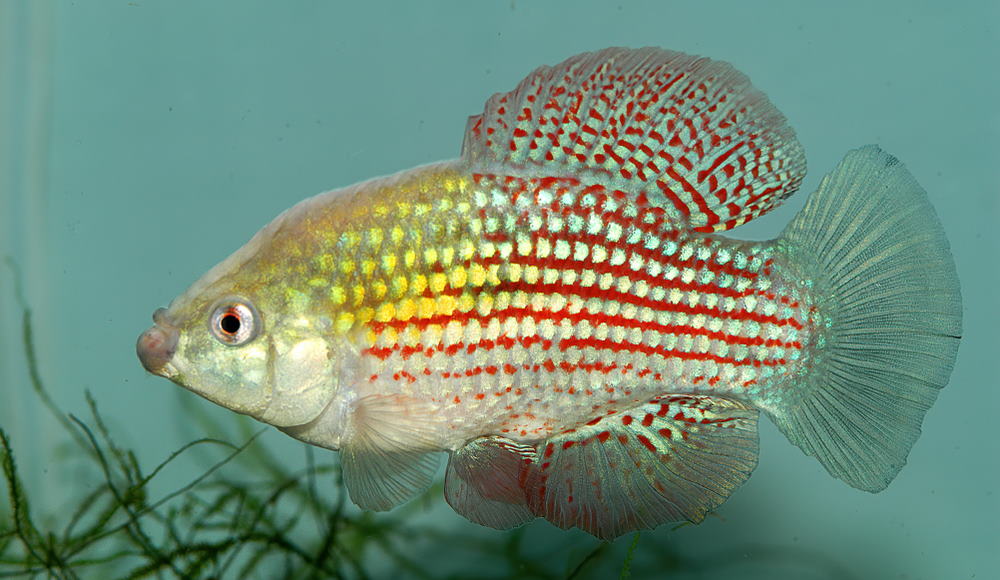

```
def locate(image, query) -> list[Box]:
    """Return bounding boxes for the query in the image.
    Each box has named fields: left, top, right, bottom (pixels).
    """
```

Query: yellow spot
left=391, top=276, right=408, bottom=298
left=317, top=254, right=336, bottom=271
left=308, top=277, right=327, bottom=288
left=457, top=293, right=475, bottom=312
left=494, top=291, right=510, bottom=311
left=424, top=248, right=438, bottom=265
left=486, top=264, right=501, bottom=285
left=330, top=286, right=347, bottom=305
left=340, top=261, right=354, bottom=275
left=418, top=297, right=437, bottom=318
left=476, top=294, right=494, bottom=316
left=459, top=240, right=476, bottom=261
left=429, top=272, right=448, bottom=294
left=523, top=265, right=540, bottom=284
left=375, top=303, right=396, bottom=322
left=372, top=280, right=387, bottom=300
left=436, top=295, right=457, bottom=316
left=468, top=263, right=487, bottom=287
left=390, top=226, right=405, bottom=244
left=397, top=298, right=416, bottom=321
left=507, top=263, right=522, bottom=282
left=441, top=246, right=455, bottom=265
left=404, top=250, right=417, bottom=268
left=381, top=254, right=397, bottom=274
left=367, top=228, right=383, bottom=247
left=411, top=275, right=427, bottom=295
left=361, top=260, right=377, bottom=277
left=335, top=312, right=355, bottom=332
left=356, top=307, right=375, bottom=324
left=352, top=286, right=365, bottom=306
left=449, top=266, right=467, bottom=289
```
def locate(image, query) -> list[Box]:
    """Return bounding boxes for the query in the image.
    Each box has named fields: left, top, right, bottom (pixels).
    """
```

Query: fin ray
left=444, top=436, right=535, bottom=530
left=772, top=146, right=961, bottom=492
left=463, top=47, right=806, bottom=232
left=340, top=394, right=442, bottom=511
left=523, top=395, right=759, bottom=540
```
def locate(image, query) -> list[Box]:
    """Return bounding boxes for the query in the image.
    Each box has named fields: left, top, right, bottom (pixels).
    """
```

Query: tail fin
left=773, top=145, right=962, bottom=492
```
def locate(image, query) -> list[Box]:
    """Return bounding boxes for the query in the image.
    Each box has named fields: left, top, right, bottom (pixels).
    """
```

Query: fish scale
left=348, top=167, right=817, bottom=445
left=138, top=47, right=961, bottom=540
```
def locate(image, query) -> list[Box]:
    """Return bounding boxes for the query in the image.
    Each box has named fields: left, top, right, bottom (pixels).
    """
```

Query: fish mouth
left=137, top=308, right=179, bottom=378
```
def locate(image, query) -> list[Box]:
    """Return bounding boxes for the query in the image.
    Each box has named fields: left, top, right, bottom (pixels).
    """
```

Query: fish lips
left=137, top=308, right=179, bottom=378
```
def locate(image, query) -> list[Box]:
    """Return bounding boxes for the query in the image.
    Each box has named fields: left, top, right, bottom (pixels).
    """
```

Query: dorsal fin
left=462, top=47, right=806, bottom=232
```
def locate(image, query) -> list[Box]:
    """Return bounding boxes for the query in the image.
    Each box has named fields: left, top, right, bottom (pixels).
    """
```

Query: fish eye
left=209, top=299, right=259, bottom=346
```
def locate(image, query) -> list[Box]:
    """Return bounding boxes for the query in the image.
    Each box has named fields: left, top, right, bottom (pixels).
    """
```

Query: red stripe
left=558, top=337, right=788, bottom=367
left=373, top=279, right=802, bottom=335
left=370, top=304, right=803, bottom=351
left=665, top=166, right=720, bottom=226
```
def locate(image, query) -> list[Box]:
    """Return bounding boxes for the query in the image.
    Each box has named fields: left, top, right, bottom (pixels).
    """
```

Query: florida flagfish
left=137, top=48, right=962, bottom=540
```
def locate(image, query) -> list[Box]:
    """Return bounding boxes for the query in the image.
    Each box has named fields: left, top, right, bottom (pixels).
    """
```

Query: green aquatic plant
left=1, top=262, right=857, bottom=579
left=0, top=268, right=652, bottom=579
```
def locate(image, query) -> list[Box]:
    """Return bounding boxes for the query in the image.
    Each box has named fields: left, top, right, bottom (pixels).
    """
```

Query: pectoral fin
left=340, top=394, right=442, bottom=511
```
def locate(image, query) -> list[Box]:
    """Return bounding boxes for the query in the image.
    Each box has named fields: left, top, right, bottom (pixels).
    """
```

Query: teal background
left=1, top=1, right=996, bottom=578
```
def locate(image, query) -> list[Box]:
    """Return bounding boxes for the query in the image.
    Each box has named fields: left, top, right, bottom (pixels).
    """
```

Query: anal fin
left=444, top=436, right=536, bottom=530
left=340, top=394, right=442, bottom=511
left=525, top=395, right=759, bottom=540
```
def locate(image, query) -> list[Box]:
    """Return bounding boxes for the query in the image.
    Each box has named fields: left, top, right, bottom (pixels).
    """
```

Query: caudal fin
left=773, top=146, right=961, bottom=492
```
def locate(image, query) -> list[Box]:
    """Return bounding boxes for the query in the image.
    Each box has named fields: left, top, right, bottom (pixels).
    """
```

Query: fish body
left=137, top=48, right=961, bottom=539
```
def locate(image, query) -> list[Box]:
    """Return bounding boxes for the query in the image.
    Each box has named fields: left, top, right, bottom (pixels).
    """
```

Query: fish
left=136, top=47, right=962, bottom=540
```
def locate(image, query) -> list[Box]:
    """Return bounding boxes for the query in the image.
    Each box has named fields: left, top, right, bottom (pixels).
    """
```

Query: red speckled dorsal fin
left=462, top=47, right=806, bottom=232
left=523, top=395, right=759, bottom=540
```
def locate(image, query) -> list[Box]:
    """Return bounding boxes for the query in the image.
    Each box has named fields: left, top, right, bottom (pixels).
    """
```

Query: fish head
left=137, top=215, right=346, bottom=430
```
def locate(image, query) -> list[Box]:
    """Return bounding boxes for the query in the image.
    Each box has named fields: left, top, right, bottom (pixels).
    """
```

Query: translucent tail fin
left=773, top=145, right=962, bottom=492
